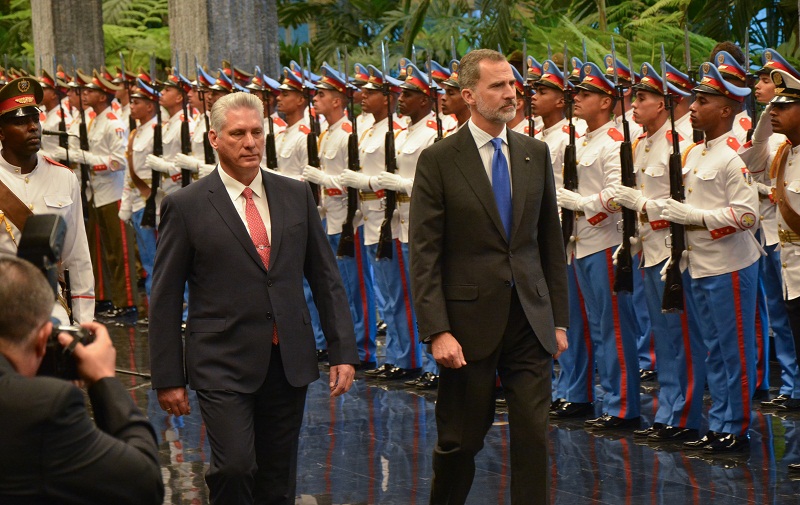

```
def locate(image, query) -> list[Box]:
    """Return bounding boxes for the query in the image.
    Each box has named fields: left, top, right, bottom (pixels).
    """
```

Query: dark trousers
left=86, top=200, right=138, bottom=307
left=429, top=289, right=553, bottom=505
left=785, top=296, right=800, bottom=363
left=197, top=345, right=308, bottom=505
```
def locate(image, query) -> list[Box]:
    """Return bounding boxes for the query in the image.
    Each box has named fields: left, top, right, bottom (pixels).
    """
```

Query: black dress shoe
left=316, top=349, right=329, bottom=362
left=415, top=372, right=439, bottom=390
left=356, top=360, right=377, bottom=371
left=550, top=398, right=566, bottom=413
left=551, top=401, right=593, bottom=418
left=704, top=433, right=749, bottom=453
left=788, top=463, right=800, bottom=474
left=761, top=394, right=789, bottom=408
left=752, top=389, right=771, bottom=401
left=98, top=305, right=137, bottom=318
left=364, top=363, right=394, bottom=377
left=137, top=317, right=149, bottom=326
left=495, top=396, right=507, bottom=408
left=775, top=398, right=800, bottom=411
left=639, top=369, right=657, bottom=382
left=404, top=375, right=423, bottom=386
left=585, top=414, right=640, bottom=430
left=649, top=425, right=699, bottom=442
left=95, top=300, right=114, bottom=313
left=683, top=431, right=719, bottom=449
left=633, top=423, right=664, bottom=439
left=376, top=321, right=387, bottom=335
left=378, top=366, right=419, bottom=380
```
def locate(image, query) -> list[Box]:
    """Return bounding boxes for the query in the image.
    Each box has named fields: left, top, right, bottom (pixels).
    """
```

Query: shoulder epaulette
left=342, top=122, right=352, bottom=133
left=39, top=111, right=46, bottom=122
left=298, top=124, right=311, bottom=135
left=426, top=120, right=438, bottom=130
left=607, top=127, right=623, bottom=142
left=739, top=116, right=752, bottom=132
left=681, top=140, right=704, bottom=167
left=273, top=116, right=287, bottom=127
left=665, top=130, right=684, bottom=145
left=43, top=156, right=69, bottom=169
left=392, top=121, right=405, bottom=131
left=87, top=110, right=97, bottom=120
left=106, top=112, right=118, bottom=120
left=726, top=136, right=741, bottom=151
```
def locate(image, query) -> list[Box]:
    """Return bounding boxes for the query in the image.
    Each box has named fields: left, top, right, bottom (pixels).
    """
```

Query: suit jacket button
left=504, top=280, right=511, bottom=287
left=508, top=252, right=513, bottom=258
left=267, top=279, right=273, bottom=287
left=266, top=312, right=273, bottom=320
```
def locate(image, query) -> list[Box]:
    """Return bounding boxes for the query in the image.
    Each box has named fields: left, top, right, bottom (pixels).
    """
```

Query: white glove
left=756, top=182, right=773, bottom=196
left=339, top=169, right=376, bottom=191
left=659, top=251, right=689, bottom=281
left=302, top=165, right=340, bottom=187
left=49, top=146, right=69, bottom=161
left=198, top=163, right=216, bottom=178
left=377, top=172, right=412, bottom=194
left=557, top=188, right=592, bottom=212
left=174, top=153, right=201, bottom=172
left=145, top=154, right=177, bottom=175
left=611, top=184, right=647, bottom=213
left=611, top=238, right=642, bottom=266
left=660, top=199, right=706, bottom=226
left=77, top=149, right=104, bottom=167
left=118, top=208, right=132, bottom=223
left=751, top=103, right=774, bottom=143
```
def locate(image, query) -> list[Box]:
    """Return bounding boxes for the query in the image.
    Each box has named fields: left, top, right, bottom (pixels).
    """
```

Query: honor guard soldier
left=532, top=60, right=591, bottom=418
left=508, top=65, right=530, bottom=135
left=377, top=62, right=439, bottom=388
left=0, top=77, right=94, bottom=323
left=660, top=62, right=760, bottom=453
left=664, top=62, right=696, bottom=140
left=427, top=60, right=458, bottom=135
left=765, top=71, right=800, bottom=475
left=247, top=69, right=286, bottom=169
left=175, top=66, right=218, bottom=179
left=352, top=63, right=375, bottom=133
left=276, top=67, right=313, bottom=179
left=525, top=55, right=545, bottom=134
left=715, top=51, right=752, bottom=145
left=556, top=62, right=642, bottom=429
left=568, top=57, right=589, bottom=137
left=119, top=80, right=161, bottom=299
left=55, top=69, right=137, bottom=319
left=612, top=63, right=707, bottom=441
left=340, top=66, right=421, bottom=380
left=739, top=51, right=800, bottom=410
left=440, top=59, right=471, bottom=129
left=112, top=67, right=137, bottom=133
left=37, top=69, right=72, bottom=163
left=604, top=55, right=643, bottom=139
left=302, top=63, right=378, bottom=368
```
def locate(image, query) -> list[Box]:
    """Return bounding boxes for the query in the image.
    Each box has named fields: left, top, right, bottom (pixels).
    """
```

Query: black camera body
left=37, top=324, right=95, bottom=380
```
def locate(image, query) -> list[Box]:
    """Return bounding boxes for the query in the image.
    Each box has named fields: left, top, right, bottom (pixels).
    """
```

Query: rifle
left=301, top=50, right=321, bottom=205
left=260, top=66, right=279, bottom=170
left=660, top=44, right=687, bottom=313
left=376, top=42, right=397, bottom=260
left=141, top=56, right=161, bottom=228
left=120, top=53, right=136, bottom=134
left=562, top=44, right=578, bottom=251
left=744, top=30, right=757, bottom=142
left=337, top=49, right=359, bottom=258
left=175, top=56, right=192, bottom=187
left=196, top=58, right=216, bottom=165
left=71, top=55, right=90, bottom=222
left=53, top=57, right=69, bottom=166
left=684, top=23, right=704, bottom=143
left=610, top=38, right=635, bottom=294
left=522, top=40, right=534, bottom=137
left=426, top=54, right=443, bottom=141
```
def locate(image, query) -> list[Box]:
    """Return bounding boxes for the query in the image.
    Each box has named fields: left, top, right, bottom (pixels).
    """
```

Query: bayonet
left=547, top=42, right=553, bottom=61
left=522, top=39, right=528, bottom=81
left=626, top=41, right=634, bottom=84
left=684, top=23, right=692, bottom=76
left=336, top=47, right=342, bottom=76
left=660, top=43, right=669, bottom=97
left=582, top=39, right=588, bottom=65
left=610, top=36, right=620, bottom=87
left=563, top=43, right=569, bottom=91
left=412, top=44, right=417, bottom=66
left=451, top=35, right=457, bottom=60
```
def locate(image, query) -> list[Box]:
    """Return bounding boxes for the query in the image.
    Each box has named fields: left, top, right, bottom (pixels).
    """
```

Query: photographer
left=0, top=255, right=163, bottom=505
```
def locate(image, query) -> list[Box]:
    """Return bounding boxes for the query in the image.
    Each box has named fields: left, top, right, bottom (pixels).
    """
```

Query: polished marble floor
left=106, top=319, right=800, bottom=504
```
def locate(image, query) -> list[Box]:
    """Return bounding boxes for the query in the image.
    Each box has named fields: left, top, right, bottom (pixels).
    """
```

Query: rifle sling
left=774, top=142, right=800, bottom=236
left=126, top=129, right=153, bottom=199
left=0, top=177, right=33, bottom=231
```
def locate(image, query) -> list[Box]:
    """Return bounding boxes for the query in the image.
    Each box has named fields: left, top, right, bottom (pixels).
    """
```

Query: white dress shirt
left=467, top=119, right=511, bottom=191
left=218, top=166, right=271, bottom=243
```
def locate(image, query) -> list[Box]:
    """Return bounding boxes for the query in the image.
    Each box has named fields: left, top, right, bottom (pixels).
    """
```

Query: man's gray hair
left=458, top=49, right=509, bottom=91
left=0, top=255, right=54, bottom=345
left=210, top=92, right=264, bottom=132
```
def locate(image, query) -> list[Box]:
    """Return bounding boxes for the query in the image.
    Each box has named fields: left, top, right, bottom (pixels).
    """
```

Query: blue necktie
left=490, top=137, right=512, bottom=239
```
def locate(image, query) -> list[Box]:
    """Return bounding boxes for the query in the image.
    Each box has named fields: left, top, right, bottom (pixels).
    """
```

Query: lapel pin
left=525, top=156, right=530, bottom=162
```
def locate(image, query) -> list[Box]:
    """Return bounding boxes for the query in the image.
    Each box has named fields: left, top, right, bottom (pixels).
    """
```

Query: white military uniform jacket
left=731, top=110, right=752, bottom=146
left=318, top=115, right=353, bottom=235
left=0, top=152, right=94, bottom=323
left=69, top=107, right=127, bottom=207
left=38, top=105, right=72, bottom=161
left=615, top=107, right=643, bottom=140
left=774, top=143, right=800, bottom=299
left=120, top=116, right=157, bottom=216
left=535, top=118, right=571, bottom=190
left=674, top=112, right=695, bottom=144
left=681, top=131, right=760, bottom=279
left=572, top=120, right=624, bottom=259
left=632, top=121, right=690, bottom=267
left=394, top=112, right=438, bottom=242
left=160, top=110, right=191, bottom=195
left=276, top=117, right=310, bottom=180
left=260, top=113, right=287, bottom=169
left=358, top=115, right=405, bottom=245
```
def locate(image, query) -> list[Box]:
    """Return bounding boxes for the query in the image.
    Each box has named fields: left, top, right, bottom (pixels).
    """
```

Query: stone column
left=169, top=0, right=280, bottom=79
left=31, top=0, right=105, bottom=74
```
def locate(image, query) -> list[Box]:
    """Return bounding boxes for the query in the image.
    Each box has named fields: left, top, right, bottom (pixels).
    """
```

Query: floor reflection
left=108, top=321, right=800, bottom=504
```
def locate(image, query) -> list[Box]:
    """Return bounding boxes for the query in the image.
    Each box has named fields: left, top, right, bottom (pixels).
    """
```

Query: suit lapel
left=452, top=126, right=508, bottom=241
left=262, top=169, right=284, bottom=269
left=206, top=170, right=268, bottom=273
left=508, top=131, right=531, bottom=241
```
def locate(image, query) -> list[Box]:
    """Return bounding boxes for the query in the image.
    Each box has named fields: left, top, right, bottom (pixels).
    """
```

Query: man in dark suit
left=0, top=255, right=163, bottom=505
left=410, top=49, right=569, bottom=505
left=149, top=92, right=358, bottom=505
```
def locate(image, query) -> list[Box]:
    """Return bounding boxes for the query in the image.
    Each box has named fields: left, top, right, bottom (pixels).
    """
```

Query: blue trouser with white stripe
left=131, top=208, right=156, bottom=299
left=367, top=240, right=423, bottom=370
left=689, top=262, right=758, bottom=435
left=633, top=268, right=655, bottom=372
left=643, top=261, right=707, bottom=429
left=553, top=261, right=592, bottom=403
left=327, top=227, right=377, bottom=364
left=574, top=248, right=641, bottom=419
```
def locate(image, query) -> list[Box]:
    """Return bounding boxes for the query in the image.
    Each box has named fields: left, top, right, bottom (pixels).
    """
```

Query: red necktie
left=242, top=187, right=278, bottom=345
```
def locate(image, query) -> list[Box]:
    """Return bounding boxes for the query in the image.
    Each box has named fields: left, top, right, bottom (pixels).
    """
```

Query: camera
left=37, top=324, right=96, bottom=380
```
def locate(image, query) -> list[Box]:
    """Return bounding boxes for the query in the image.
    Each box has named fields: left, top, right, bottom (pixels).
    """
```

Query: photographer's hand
left=58, top=321, right=116, bottom=387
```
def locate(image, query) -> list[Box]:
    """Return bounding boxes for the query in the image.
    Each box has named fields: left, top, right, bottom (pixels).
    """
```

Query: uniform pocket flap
left=190, top=318, right=227, bottom=333
left=43, top=194, right=73, bottom=209
left=696, top=169, right=718, bottom=181
left=443, top=284, right=478, bottom=301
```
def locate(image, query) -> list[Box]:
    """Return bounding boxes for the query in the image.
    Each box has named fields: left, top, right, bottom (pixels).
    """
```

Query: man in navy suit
left=149, top=92, right=358, bottom=505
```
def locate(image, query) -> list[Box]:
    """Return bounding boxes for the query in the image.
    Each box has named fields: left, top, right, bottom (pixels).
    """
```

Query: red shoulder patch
left=665, top=130, right=684, bottom=144
left=273, top=116, right=287, bottom=127
left=106, top=112, right=118, bottom=120
left=739, top=116, right=752, bottom=131
left=392, top=121, right=406, bottom=131
left=342, top=122, right=353, bottom=133
left=726, top=136, right=741, bottom=151
left=112, top=101, right=120, bottom=111
left=607, top=128, right=624, bottom=141
left=426, top=120, right=438, bottom=130
left=39, top=111, right=46, bottom=122
left=43, top=156, right=69, bottom=169
left=298, top=124, right=311, bottom=135
left=88, top=110, right=97, bottom=120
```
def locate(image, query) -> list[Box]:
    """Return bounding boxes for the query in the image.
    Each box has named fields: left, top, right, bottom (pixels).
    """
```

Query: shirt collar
left=218, top=165, right=264, bottom=200
left=468, top=118, right=508, bottom=149
left=541, top=118, right=568, bottom=137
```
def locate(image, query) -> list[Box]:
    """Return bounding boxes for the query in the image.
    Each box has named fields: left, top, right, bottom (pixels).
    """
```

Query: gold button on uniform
left=688, top=245, right=693, bottom=251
